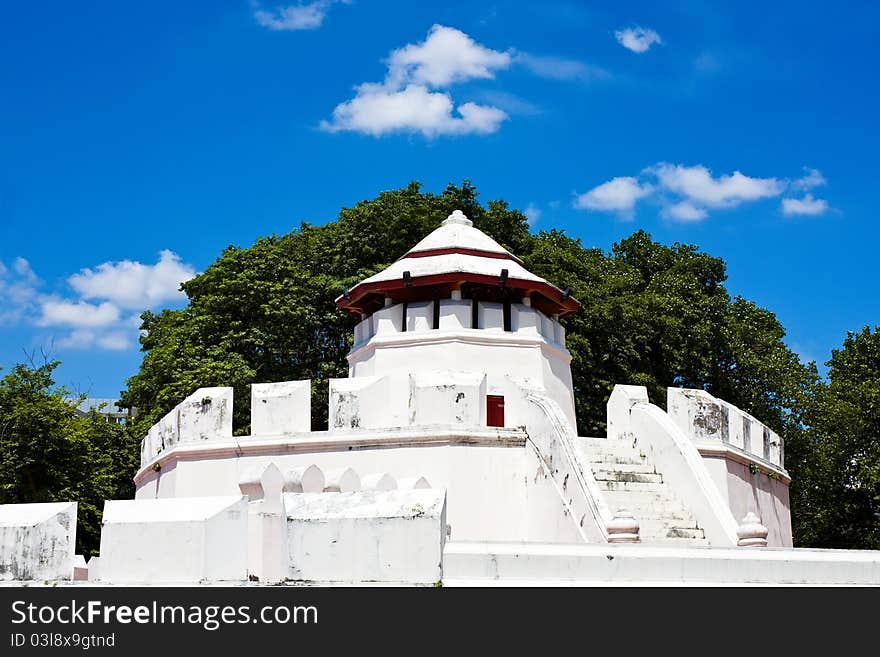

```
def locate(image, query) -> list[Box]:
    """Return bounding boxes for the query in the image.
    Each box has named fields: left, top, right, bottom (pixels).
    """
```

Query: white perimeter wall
left=135, top=440, right=583, bottom=545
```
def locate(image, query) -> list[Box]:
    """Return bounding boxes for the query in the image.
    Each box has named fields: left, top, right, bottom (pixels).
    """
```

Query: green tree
left=793, top=326, right=880, bottom=548
left=0, top=361, right=138, bottom=556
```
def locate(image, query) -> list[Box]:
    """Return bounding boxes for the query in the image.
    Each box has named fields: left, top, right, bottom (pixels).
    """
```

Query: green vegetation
left=0, top=361, right=137, bottom=556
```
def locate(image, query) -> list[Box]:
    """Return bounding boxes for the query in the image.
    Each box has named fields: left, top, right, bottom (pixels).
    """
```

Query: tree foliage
left=793, top=326, right=880, bottom=548
left=0, top=361, right=138, bottom=556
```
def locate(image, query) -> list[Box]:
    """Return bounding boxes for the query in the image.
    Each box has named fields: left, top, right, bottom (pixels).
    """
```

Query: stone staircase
left=577, top=437, right=709, bottom=546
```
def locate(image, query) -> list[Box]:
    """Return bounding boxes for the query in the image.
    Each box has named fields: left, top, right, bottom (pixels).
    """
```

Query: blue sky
left=1, top=0, right=878, bottom=397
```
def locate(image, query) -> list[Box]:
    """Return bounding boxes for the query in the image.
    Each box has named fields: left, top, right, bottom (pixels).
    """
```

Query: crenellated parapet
left=667, top=387, right=784, bottom=469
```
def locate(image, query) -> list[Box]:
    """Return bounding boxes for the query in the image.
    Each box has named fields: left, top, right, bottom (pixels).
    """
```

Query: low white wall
left=132, top=428, right=590, bottom=546
left=284, top=489, right=446, bottom=583
left=701, top=455, right=793, bottom=547
left=443, top=541, right=880, bottom=585
left=98, top=496, right=248, bottom=583
left=0, top=502, right=77, bottom=581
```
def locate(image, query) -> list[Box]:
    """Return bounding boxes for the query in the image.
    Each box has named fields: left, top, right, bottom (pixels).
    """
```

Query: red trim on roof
left=337, top=271, right=579, bottom=317
left=404, top=247, right=523, bottom=265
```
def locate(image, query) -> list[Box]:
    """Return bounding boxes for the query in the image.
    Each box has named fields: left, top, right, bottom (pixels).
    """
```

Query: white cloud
left=793, top=167, right=827, bottom=191
left=524, top=203, right=542, bottom=225
left=0, top=257, right=40, bottom=324
left=322, top=25, right=593, bottom=137
left=38, top=300, right=120, bottom=328
left=2, top=250, right=195, bottom=351
left=573, top=177, right=653, bottom=218
left=514, top=53, right=609, bottom=81
left=651, top=163, right=783, bottom=208
left=662, top=201, right=708, bottom=223
left=322, top=25, right=512, bottom=137
left=320, top=84, right=507, bottom=137
left=253, top=0, right=348, bottom=31
left=385, top=25, right=512, bottom=89
left=575, top=162, right=820, bottom=222
left=56, top=329, right=131, bottom=351
left=781, top=194, right=829, bottom=216
left=68, top=249, right=196, bottom=310
left=615, top=26, right=662, bottom=53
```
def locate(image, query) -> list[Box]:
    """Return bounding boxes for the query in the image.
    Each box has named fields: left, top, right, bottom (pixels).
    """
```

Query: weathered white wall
left=0, top=502, right=77, bottom=581
left=98, top=496, right=248, bottom=583
left=329, top=375, right=404, bottom=429
left=251, top=380, right=311, bottom=435
left=284, top=489, right=446, bottom=583
left=665, top=387, right=792, bottom=546
left=134, top=432, right=591, bottom=546
left=667, top=388, right=785, bottom=467
left=702, top=456, right=793, bottom=547
left=409, top=370, right=486, bottom=426
left=140, top=387, right=233, bottom=467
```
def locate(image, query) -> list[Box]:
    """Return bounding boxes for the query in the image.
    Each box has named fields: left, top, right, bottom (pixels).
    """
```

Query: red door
left=487, top=395, right=505, bottom=427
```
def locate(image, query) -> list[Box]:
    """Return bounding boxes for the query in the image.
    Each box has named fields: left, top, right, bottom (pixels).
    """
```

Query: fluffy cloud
left=651, top=163, right=783, bottom=208
left=2, top=251, right=196, bottom=351
left=322, top=25, right=511, bottom=137
left=781, top=194, right=829, bottom=216
left=615, top=26, right=662, bottom=53
left=575, top=163, right=825, bottom=222
left=253, top=1, right=349, bottom=31
left=38, top=300, right=120, bottom=328
left=321, top=84, right=507, bottom=137
left=573, top=176, right=653, bottom=218
left=385, top=24, right=512, bottom=88
left=68, top=249, right=196, bottom=310
left=661, top=201, right=708, bottom=222
left=321, top=25, right=593, bottom=137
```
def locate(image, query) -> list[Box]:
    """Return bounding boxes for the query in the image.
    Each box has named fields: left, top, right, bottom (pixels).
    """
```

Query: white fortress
left=3, top=211, right=880, bottom=585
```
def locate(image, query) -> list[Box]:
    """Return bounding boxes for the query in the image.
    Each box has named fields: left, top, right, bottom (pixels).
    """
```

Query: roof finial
left=442, top=209, right=472, bottom=227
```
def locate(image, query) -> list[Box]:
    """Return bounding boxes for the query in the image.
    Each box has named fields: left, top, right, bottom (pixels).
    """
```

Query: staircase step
left=590, top=462, right=657, bottom=475
left=636, top=518, right=701, bottom=533
left=578, top=438, right=643, bottom=455
left=602, top=495, right=688, bottom=511
left=663, top=527, right=706, bottom=539
left=588, top=454, right=647, bottom=466
left=593, top=470, right=662, bottom=484
left=598, top=480, right=665, bottom=492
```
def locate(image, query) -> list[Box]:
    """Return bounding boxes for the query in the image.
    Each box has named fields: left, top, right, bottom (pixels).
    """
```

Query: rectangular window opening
left=433, top=298, right=440, bottom=330
left=471, top=298, right=479, bottom=329
left=503, top=300, right=512, bottom=332
left=401, top=302, right=408, bottom=332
